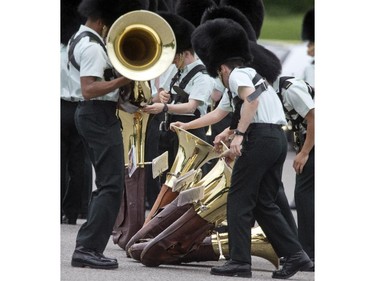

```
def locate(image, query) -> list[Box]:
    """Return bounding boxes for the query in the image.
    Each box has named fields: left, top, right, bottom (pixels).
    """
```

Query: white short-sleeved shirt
left=214, top=78, right=233, bottom=112
left=67, top=25, right=119, bottom=102
left=303, top=62, right=315, bottom=88
left=220, top=67, right=287, bottom=125
left=60, top=44, right=70, bottom=100
left=279, top=77, right=315, bottom=119
left=150, top=64, right=177, bottom=97
left=216, top=89, right=232, bottom=113
left=162, top=59, right=214, bottom=117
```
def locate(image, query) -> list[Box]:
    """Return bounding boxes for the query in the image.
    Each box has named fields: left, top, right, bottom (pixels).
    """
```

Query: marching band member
left=67, top=0, right=132, bottom=269
left=177, top=18, right=313, bottom=279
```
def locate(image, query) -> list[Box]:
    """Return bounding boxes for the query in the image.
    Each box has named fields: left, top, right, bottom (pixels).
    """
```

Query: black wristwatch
left=234, top=129, right=245, bottom=136
left=162, top=103, right=169, bottom=113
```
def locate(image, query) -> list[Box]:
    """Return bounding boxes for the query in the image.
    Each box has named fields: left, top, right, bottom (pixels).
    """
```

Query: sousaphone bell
left=107, top=10, right=176, bottom=82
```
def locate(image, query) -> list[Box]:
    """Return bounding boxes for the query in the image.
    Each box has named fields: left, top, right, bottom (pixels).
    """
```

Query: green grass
left=259, top=13, right=305, bottom=43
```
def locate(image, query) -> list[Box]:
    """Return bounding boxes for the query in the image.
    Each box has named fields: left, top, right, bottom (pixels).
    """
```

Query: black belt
left=249, top=123, right=283, bottom=130
left=61, top=98, right=81, bottom=103
left=79, top=100, right=117, bottom=106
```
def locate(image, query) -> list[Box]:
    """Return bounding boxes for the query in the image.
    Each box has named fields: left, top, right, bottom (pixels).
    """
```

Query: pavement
left=60, top=147, right=315, bottom=281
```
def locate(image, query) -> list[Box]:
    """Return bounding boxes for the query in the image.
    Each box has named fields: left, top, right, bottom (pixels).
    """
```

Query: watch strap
left=234, top=129, right=245, bottom=136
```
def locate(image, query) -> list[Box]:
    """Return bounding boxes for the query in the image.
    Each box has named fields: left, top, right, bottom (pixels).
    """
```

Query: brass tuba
left=211, top=227, right=280, bottom=269
left=108, top=11, right=176, bottom=250
left=106, top=10, right=176, bottom=166
left=144, top=125, right=222, bottom=223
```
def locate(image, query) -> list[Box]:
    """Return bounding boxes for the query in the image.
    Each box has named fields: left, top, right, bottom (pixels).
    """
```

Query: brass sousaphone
left=144, top=125, right=222, bottom=224
left=106, top=10, right=176, bottom=165
left=107, top=10, right=176, bottom=250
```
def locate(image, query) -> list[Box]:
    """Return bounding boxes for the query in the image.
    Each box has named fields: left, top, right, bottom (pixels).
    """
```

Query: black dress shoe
left=71, top=246, right=118, bottom=269
left=272, top=250, right=313, bottom=279
left=301, top=258, right=314, bottom=272
left=210, top=260, right=252, bottom=277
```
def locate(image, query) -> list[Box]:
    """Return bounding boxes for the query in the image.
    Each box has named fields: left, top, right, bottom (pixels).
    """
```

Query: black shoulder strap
left=278, top=76, right=314, bottom=104
left=67, top=31, right=106, bottom=71
left=178, top=64, right=206, bottom=90
left=246, top=73, right=269, bottom=102
left=166, top=64, right=207, bottom=118
left=169, top=69, right=181, bottom=92
left=279, top=76, right=294, bottom=94
left=230, top=73, right=268, bottom=129
left=277, top=76, right=314, bottom=131
left=277, top=76, right=298, bottom=116
left=305, top=81, right=315, bottom=99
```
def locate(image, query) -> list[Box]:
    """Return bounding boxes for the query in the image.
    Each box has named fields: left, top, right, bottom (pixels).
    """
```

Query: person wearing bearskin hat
left=67, top=0, right=134, bottom=269
left=171, top=18, right=313, bottom=278
left=302, top=8, right=315, bottom=88
left=272, top=7, right=315, bottom=271
left=191, top=2, right=298, bottom=235
left=273, top=73, right=315, bottom=272
left=278, top=7, right=315, bottom=270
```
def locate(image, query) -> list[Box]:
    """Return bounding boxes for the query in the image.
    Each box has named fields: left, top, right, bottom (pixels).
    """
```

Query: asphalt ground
left=61, top=221, right=315, bottom=281
left=60, top=147, right=314, bottom=281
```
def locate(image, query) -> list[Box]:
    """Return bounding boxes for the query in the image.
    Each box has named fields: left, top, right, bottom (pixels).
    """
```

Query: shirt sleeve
left=284, top=81, right=315, bottom=118
left=228, top=68, right=255, bottom=97
left=187, top=73, right=214, bottom=104
left=79, top=43, right=108, bottom=78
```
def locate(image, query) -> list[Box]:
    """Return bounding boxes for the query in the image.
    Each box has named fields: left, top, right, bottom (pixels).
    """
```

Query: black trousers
left=74, top=100, right=124, bottom=253
left=295, top=147, right=314, bottom=259
left=227, top=124, right=302, bottom=264
left=60, top=99, right=92, bottom=220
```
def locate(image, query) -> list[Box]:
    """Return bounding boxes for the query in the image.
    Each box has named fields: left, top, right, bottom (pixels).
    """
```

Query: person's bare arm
left=229, top=86, right=258, bottom=156
left=293, top=108, right=314, bottom=174
left=170, top=107, right=229, bottom=131
left=80, top=76, right=131, bottom=100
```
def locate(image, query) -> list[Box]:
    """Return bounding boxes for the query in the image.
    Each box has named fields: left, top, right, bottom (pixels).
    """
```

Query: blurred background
left=259, top=0, right=314, bottom=79
left=261, top=0, right=314, bottom=41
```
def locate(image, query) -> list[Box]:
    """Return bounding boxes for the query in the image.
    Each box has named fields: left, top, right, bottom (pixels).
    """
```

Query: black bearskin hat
left=118, top=0, right=149, bottom=15
left=191, top=18, right=252, bottom=78
left=148, top=0, right=159, bottom=12
left=149, top=0, right=175, bottom=12
left=201, top=5, right=256, bottom=42
left=78, top=0, right=150, bottom=27
left=158, top=12, right=195, bottom=53
left=61, top=0, right=84, bottom=45
left=78, top=0, right=123, bottom=27
left=219, top=0, right=264, bottom=39
left=248, top=42, right=281, bottom=84
left=302, top=8, right=314, bottom=42
left=175, top=0, right=217, bottom=27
